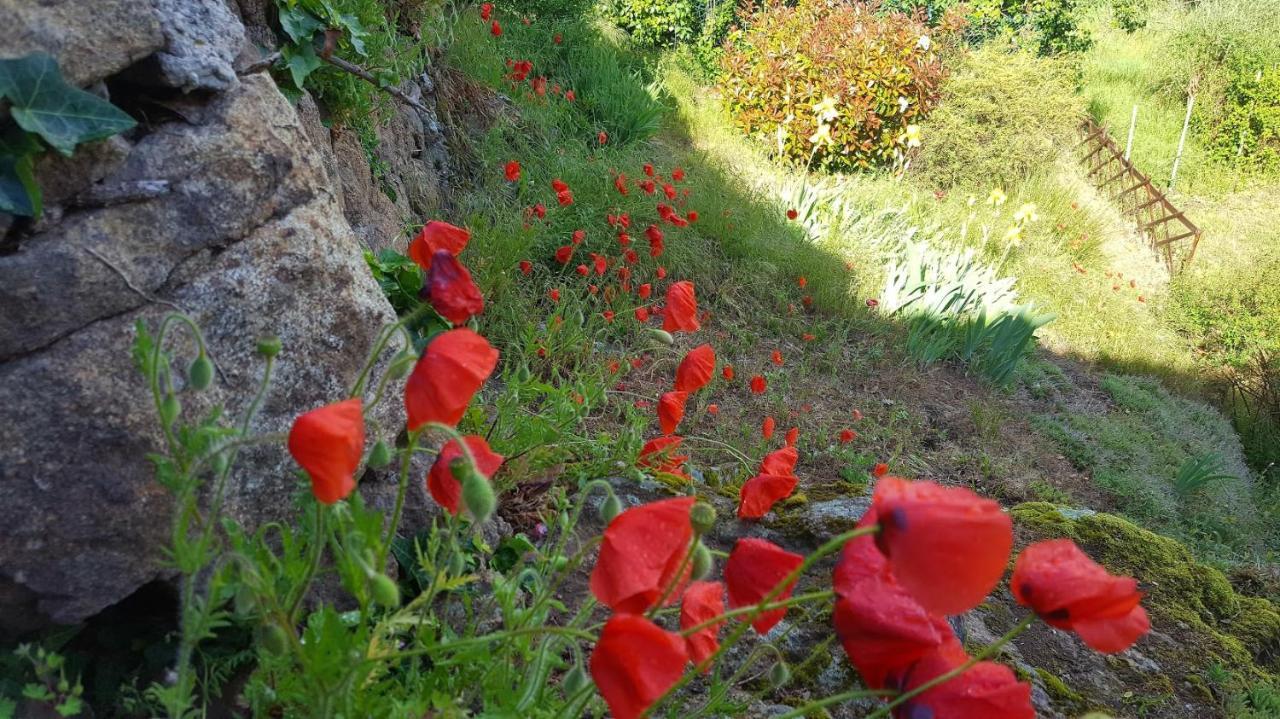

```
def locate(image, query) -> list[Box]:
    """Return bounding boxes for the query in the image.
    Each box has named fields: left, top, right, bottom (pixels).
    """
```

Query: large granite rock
left=0, top=72, right=411, bottom=635
left=0, top=0, right=165, bottom=86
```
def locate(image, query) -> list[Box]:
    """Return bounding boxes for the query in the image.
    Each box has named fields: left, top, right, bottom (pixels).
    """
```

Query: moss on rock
left=1012, top=502, right=1280, bottom=679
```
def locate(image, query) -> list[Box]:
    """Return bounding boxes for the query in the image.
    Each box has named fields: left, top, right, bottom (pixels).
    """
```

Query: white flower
left=897, top=96, right=910, bottom=114
left=1013, top=203, right=1039, bottom=224
left=812, top=96, right=840, bottom=123
left=903, top=124, right=921, bottom=148
left=809, top=123, right=834, bottom=147
left=986, top=187, right=1007, bottom=207
left=917, top=35, right=932, bottom=51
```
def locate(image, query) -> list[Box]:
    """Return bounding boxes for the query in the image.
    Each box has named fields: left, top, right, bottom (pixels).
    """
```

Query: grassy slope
left=428, top=6, right=1278, bottom=716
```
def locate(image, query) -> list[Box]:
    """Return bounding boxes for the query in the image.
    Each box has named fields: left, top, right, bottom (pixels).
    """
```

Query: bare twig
left=321, top=54, right=431, bottom=116
left=238, top=51, right=282, bottom=76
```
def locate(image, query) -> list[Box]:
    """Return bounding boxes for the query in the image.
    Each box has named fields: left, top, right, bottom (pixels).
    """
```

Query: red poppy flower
left=549, top=288, right=561, bottom=302
left=557, top=189, right=574, bottom=206
left=598, top=130, right=609, bottom=145
left=288, top=398, right=364, bottom=505
left=761, top=416, right=776, bottom=439
left=680, top=581, right=725, bottom=666
left=737, top=472, right=797, bottom=519
left=657, top=266, right=667, bottom=279
left=750, top=375, right=766, bottom=394
left=571, top=228, right=586, bottom=245
left=643, top=163, right=655, bottom=176
left=687, top=210, right=698, bottom=222
left=638, top=283, right=652, bottom=299
left=892, top=638, right=1035, bottom=719
left=640, top=179, right=656, bottom=195
left=427, top=435, right=504, bottom=515
left=480, top=2, right=492, bottom=20
left=797, top=276, right=807, bottom=288
left=575, top=264, right=589, bottom=277
left=663, top=183, right=677, bottom=200
left=771, top=350, right=783, bottom=366
left=593, top=253, right=608, bottom=275
left=565, top=89, right=575, bottom=102
left=591, top=496, right=697, bottom=613
left=672, top=167, right=686, bottom=182
left=603, top=310, right=616, bottom=323
left=428, top=251, right=484, bottom=325
left=1011, top=539, right=1149, bottom=653
left=802, top=295, right=813, bottom=307
left=645, top=225, right=665, bottom=258
left=866, top=297, right=879, bottom=308
left=785, top=427, right=799, bottom=447
left=658, top=390, right=689, bottom=435
left=839, top=429, right=856, bottom=443
left=635, top=307, right=650, bottom=322
left=555, top=245, right=574, bottom=264
left=637, top=436, right=689, bottom=476
left=872, top=462, right=888, bottom=477
left=759, top=446, right=798, bottom=476
left=872, top=476, right=1013, bottom=616
left=551, top=178, right=569, bottom=193
left=405, top=328, right=500, bottom=430
left=519, top=260, right=532, bottom=275
left=707, top=403, right=719, bottom=415
left=408, top=221, right=470, bottom=271
left=533, top=203, right=547, bottom=218
left=724, top=538, right=803, bottom=634
left=664, top=281, right=700, bottom=333
left=722, top=365, right=734, bottom=381
left=786, top=209, right=798, bottom=220
left=490, top=20, right=501, bottom=36
left=590, top=614, right=689, bottom=719
left=675, top=344, right=716, bottom=393
left=504, top=160, right=521, bottom=182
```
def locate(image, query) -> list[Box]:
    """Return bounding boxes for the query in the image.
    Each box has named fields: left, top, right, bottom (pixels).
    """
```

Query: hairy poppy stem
left=678, top=589, right=835, bottom=636
left=641, top=525, right=879, bottom=717
left=773, top=687, right=899, bottom=719
left=377, top=429, right=421, bottom=570
left=864, top=613, right=1037, bottom=719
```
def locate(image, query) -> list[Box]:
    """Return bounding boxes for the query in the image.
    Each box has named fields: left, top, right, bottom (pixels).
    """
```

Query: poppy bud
left=552, top=554, right=571, bottom=572
left=368, top=440, right=392, bottom=468
left=188, top=353, right=213, bottom=390
left=211, top=452, right=229, bottom=475
left=387, top=349, right=417, bottom=379
left=562, top=662, right=589, bottom=697
left=769, top=660, right=791, bottom=687
left=369, top=573, right=401, bottom=607
left=256, top=336, right=282, bottom=359
left=233, top=585, right=257, bottom=616
left=161, top=394, right=181, bottom=426
left=453, top=456, right=496, bottom=523
left=599, top=489, right=623, bottom=524
left=449, top=550, right=467, bottom=576
left=690, top=540, right=713, bottom=580
left=258, top=622, right=289, bottom=655
left=648, top=329, right=674, bottom=346
left=690, top=502, right=716, bottom=535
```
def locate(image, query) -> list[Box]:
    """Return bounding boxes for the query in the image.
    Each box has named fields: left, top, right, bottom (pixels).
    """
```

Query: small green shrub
left=601, top=0, right=699, bottom=47
left=879, top=0, right=963, bottom=25
left=1212, top=66, right=1280, bottom=173
left=965, top=0, right=1092, bottom=56
left=914, top=47, right=1082, bottom=189
left=720, top=0, right=950, bottom=172
left=1111, top=0, right=1149, bottom=32
left=688, top=0, right=738, bottom=79
left=495, top=0, right=592, bottom=17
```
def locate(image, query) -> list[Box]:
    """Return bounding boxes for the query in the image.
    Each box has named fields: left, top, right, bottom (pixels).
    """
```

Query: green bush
left=494, top=0, right=592, bottom=17
left=688, top=0, right=738, bottom=78
left=1212, top=66, right=1280, bottom=173
left=913, top=47, right=1082, bottom=189
left=965, top=0, right=1092, bottom=56
left=879, top=0, right=962, bottom=25
left=1111, top=0, right=1149, bottom=32
left=720, top=0, right=950, bottom=172
left=601, top=0, right=699, bottom=47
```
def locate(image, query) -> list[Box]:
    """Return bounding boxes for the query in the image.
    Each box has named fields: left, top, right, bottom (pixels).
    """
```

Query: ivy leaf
left=279, top=6, right=324, bottom=45
left=0, top=124, right=42, bottom=217
left=0, top=53, right=135, bottom=157
left=281, top=42, right=322, bottom=91
left=336, top=13, right=370, bottom=56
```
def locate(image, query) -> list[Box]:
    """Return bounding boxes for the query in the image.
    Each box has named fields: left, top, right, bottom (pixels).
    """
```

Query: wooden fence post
left=1125, top=104, right=1138, bottom=161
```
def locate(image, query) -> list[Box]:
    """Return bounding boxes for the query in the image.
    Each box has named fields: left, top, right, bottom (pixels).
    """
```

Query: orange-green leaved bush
left=719, top=0, right=960, bottom=171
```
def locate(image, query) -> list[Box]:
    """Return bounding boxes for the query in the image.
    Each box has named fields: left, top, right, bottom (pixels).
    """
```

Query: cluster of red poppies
left=586, top=475, right=1150, bottom=718
left=288, top=220, right=507, bottom=519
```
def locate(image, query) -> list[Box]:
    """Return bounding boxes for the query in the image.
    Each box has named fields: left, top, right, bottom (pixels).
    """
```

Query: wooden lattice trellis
left=1076, top=118, right=1202, bottom=273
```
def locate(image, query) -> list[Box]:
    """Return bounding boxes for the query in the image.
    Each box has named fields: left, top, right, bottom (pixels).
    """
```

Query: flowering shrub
left=720, top=1, right=950, bottom=171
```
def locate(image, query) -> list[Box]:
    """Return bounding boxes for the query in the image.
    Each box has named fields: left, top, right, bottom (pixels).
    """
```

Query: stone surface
left=151, top=0, right=244, bottom=91
left=0, top=73, right=411, bottom=635
left=0, top=0, right=164, bottom=86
